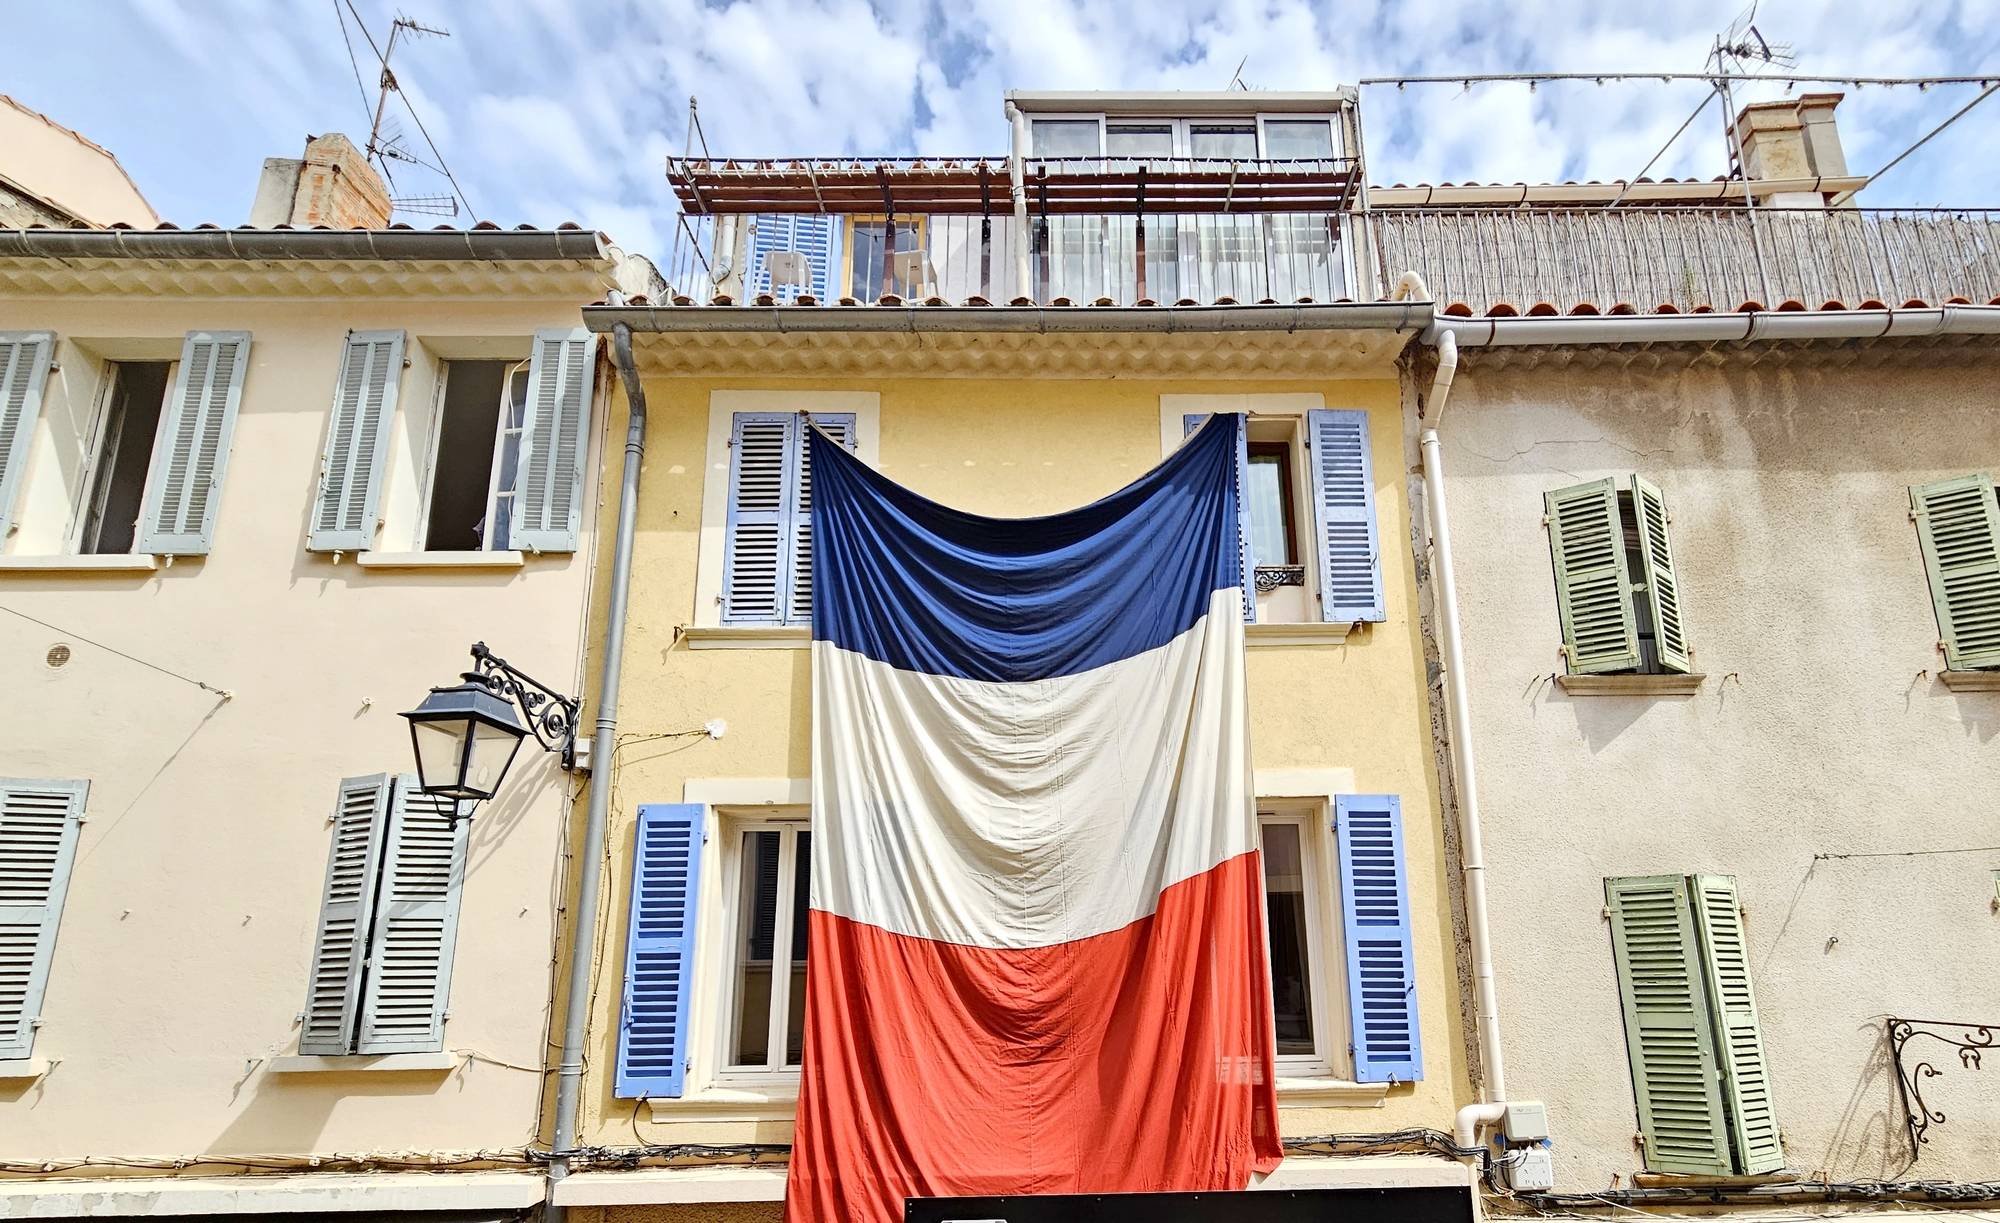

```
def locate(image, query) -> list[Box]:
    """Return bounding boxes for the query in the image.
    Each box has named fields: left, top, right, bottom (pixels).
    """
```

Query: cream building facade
left=0, top=135, right=642, bottom=1217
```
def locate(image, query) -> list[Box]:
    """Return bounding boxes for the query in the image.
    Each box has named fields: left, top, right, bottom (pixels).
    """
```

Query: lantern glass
left=411, top=717, right=473, bottom=796
left=464, top=718, right=526, bottom=798
left=401, top=676, right=531, bottom=802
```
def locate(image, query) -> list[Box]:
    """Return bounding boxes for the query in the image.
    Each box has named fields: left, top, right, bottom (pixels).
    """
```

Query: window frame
left=414, top=353, right=534, bottom=553
left=709, top=809, right=812, bottom=1090
left=1258, top=801, right=1342, bottom=1079
left=68, top=358, right=174, bottom=556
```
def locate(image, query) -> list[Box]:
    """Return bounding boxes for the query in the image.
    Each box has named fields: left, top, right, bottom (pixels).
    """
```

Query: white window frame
left=708, top=807, right=811, bottom=1092
left=694, top=391, right=881, bottom=634
left=1027, top=113, right=1109, bottom=158
left=1260, top=800, right=1342, bottom=1079
left=415, top=354, right=534, bottom=552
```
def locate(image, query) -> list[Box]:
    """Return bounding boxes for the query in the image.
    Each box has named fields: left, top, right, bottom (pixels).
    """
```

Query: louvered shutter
left=355, top=779, right=467, bottom=1053
left=1689, top=875, right=1784, bottom=1173
left=0, top=334, right=56, bottom=543
left=1334, top=795, right=1422, bottom=1083
left=136, top=331, right=251, bottom=555
left=510, top=328, right=597, bottom=553
left=617, top=803, right=705, bottom=1098
left=307, top=331, right=405, bottom=552
left=0, top=779, right=87, bottom=1061
left=1182, top=413, right=1255, bottom=623
left=1605, top=875, right=1732, bottom=1175
left=1629, top=476, right=1693, bottom=674
left=1911, top=474, right=2000, bottom=670
left=299, top=774, right=391, bottom=1055
left=1546, top=478, right=1641, bottom=674
left=722, top=413, right=795, bottom=624
left=1308, top=408, right=1386, bottom=623
left=788, top=414, right=857, bottom=626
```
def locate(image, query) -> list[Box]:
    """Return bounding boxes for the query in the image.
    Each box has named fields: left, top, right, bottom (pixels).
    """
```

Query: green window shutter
left=136, top=331, right=252, bottom=555
left=787, top=413, right=858, bottom=626
left=0, top=779, right=88, bottom=1061
left=1605, top=874, right=1733, bottom=1175
left=1629, top=476, right=1693, bottom=674
left=299, top=774, right=392, bottom=1055
left=308, top=330, right=406, bottom=552
left=0, top=333, right=57, bottom=543
left=355, top=778, right=468, bottom=1054
left=1910, top=473, right=2000, bottom=670
left=1689, top=875, right=1784, bottom=1173
left=1547, top=477, right=1640, bottom=674
left=509, top=327, right=598, bottom=553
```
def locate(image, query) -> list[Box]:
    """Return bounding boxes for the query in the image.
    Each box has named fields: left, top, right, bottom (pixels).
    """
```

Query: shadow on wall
left=204, top=1063, right=468, bottom=1156
left=1820, top=1019, right=1917, bottom=1180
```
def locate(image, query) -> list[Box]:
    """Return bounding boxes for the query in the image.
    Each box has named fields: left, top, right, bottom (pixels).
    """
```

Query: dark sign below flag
left=905, top=1185, right=1478, bottom=1223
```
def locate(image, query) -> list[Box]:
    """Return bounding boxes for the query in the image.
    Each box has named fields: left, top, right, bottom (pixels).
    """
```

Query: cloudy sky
left=9, top=0, right=2000, bottom=257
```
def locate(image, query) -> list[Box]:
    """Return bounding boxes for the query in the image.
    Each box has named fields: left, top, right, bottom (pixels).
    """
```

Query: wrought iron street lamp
left=400, top=642, right=579, bottom=819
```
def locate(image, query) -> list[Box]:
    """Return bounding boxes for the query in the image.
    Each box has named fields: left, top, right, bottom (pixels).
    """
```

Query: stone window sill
left=647, top=1083, right=798, bottom=1123
left=1941, top=670, right=2000, bottom=692
left=267, top=1051, right=462, bottom=1074
left=682, top=625, right=812, bottom=650
left=1247, top=622, right=1353, bottom=647
left=0, top=554, right=160, bottom=572
left=1557, top=672, right=1706, bottom=696
left=1274, top=1075, right=1392, bottom=1107
left=0, top=1057, right=50, bottom=1080
left=353, top=551, right=525, bottom=570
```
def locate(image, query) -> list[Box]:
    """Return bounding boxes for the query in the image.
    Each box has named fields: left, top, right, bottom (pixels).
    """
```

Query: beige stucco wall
left=563, top=350, right=1475, bottom=1198
left=0, top=97, right=157, bottom=228
left=0, top=291, right=603, bottom=1164
left=1434, top=346, right=2000, bottom=1187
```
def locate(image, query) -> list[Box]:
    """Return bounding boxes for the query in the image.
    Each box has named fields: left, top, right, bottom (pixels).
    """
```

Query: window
left=846, top=219, right=926, bottom=301
left=77, top=361, right=169, bottom=554
left=1189, top=122, right=1257, bottom=158
left=1259, top=810, right=1327, bottom=1063
left=721, top=819, right=811, bottom=1077
left=1910, top=472, right=2000, bottom=671
left=0, top=331, right=249, bottom=558
left=298, top=774, right=468, bottom=1056
left=1030, top=118, right=1100, bottom=157
left=1605, top=875, right=1782, bottom=1176
left=721, top=410, right=857, bottom=626
left=422, top=359, right=529, bottom=552
left=0, top=779, right=87, bottom=1061
left=1261, top=119, right=1337, bottom=159
left=1175, top=404, right=1385, bottom=626
left=1545, top=475, right=1692, bottom=675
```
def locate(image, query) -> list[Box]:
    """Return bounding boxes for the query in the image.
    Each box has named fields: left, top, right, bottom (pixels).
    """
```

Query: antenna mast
left=359, top=12, right=457, bottom=217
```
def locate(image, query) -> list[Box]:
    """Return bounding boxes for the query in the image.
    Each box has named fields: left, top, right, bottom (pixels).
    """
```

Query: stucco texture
left=570, top=358, right=1475, bottom=1165
left=0, top=295, right=601, bottom=1163
left=1435, top=345, right=2000, bottom=1188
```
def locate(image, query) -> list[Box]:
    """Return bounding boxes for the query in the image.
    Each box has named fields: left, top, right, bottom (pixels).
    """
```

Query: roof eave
left=583, top=300, right=1431, bottom=336
left=0, top=228, right=614, bottom=263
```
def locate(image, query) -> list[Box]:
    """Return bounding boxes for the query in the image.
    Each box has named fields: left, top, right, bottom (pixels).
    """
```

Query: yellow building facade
left=552, top=317, right=1478, bottom=1216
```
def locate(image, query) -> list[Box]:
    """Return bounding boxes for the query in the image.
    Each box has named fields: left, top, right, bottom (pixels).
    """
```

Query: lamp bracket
left=468, top=641, right=581, bottom=768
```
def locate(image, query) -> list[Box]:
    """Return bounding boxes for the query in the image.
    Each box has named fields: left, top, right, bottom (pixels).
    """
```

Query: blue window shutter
left=299, top=774, right=392, bottom=1054
left=787, top=413, right=857, bottom=626
left=308, top=330, right=406, bottom=552
left=617, top=803, right=705, bottom=1098
left=1335, top=794, right=1422, bottom=1082
left=355, top=778, right=467, bottom=1054
left=0, top=333, right=57, bottom=544
left=0, top=778, right=88, bottom=1061
left=136, top=331, right=252, bottom=555
left=722, top=412, right=796, bottom=624
left=510, top=327, right=597, bottom=553
left=1308, top=408, right=1385, bottom=622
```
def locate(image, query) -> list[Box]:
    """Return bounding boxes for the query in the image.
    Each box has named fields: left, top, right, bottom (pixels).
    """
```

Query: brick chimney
left=247, top=133, right=392, bottom=228
left=1731, top=92, right=1851, bottom=208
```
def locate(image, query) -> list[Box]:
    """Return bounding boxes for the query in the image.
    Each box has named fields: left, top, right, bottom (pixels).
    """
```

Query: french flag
left=787, top=417, right=1281, bottom=1223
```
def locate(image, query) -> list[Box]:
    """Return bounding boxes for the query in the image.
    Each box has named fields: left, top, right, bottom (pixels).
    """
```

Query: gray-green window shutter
left=0, top=779, right=88, bottom=1061
left=1605, top=874, right=1733, bottom=1175
left=136, top=331, right=252, bottom=555
left=308, top=331, right=406, bottom=552
left=1689, top=874, right=1784, bottom=1173
left=1629, top=475, right=1693, bottom=674
left=0, top=333, right=57, bottom=544
left=355, top=777, right=468, bottom=1054
left=509, top=327, right=597, bottom=553
left=299, top=774, right=392, bottom=1055
left=1911, top=473, right=2000, bottom=670
left=1547, top=477, right=1640, bottom=674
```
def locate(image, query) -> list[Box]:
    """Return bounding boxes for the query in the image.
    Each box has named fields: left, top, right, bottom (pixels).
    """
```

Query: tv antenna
left=344, top=9, right=464, bottom=218
left=1225, top=55, right=1251, bottom=91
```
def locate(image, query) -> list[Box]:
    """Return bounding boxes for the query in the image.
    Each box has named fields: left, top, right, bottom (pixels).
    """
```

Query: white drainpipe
left=1407, top=289, right=2000, bottom=1157
left=1006, top=100, right=1033, bottom=301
